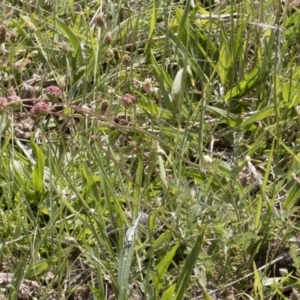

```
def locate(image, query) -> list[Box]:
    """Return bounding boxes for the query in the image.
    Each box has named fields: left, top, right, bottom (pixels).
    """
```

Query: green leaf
left=9, top=254, right=28, bottom=299
left=255, top=139, right=274, bottom=231
left=31, top=138, right=45, bottom=193
left=89, top=285, right=103, bottom=299
left=148, top=0, right=156, bottom=40
left=153, top=242, right=180, bottom=295
left=147, top=232, right=172, bottom=254
left=174, top=229, right=206, bottom=300
left=26, top=256, right=58, bottom=280
left=149, top=51, right=173, bottom=110
left=239, top=105, right=275, bottom=129
left=54, top=18, right=84, bottom=65
left=206, top=105, right=243, bottom=128
left=233, top=19, right=248, bottom=60
left=171, top=68, right=184, bottom=99
left=217, top=35, right=232, bottom=85
left=283, top=182, right=300, bottom=210
left=161, top=284, right=176, bottom=300
left=224, top=67, right=267, bottom=102
left=118, top=213, right=142, bottom=300
left=201, top=286, right=214, bottom=300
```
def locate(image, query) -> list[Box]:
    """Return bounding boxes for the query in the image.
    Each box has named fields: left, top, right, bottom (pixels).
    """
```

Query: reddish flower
left=0, top=97, right=7, bottom=105
left=30, top=101, right=50, bottom=116
left=0, top=97, right=7, bottom=110
left=43, top=86, right=62, bottom=101
left=121, top=93, right=136, bottom=107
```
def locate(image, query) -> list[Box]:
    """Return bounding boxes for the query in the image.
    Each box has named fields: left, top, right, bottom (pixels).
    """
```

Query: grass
left=1, top=0, right=300, bottom=299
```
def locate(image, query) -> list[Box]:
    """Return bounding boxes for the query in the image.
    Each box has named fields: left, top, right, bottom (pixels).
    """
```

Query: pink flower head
left=43, top=85, right=62, bottom=101
left=7, top=95, right=20, bottom=102
left=0, top=97, right=7, bottom=111
left=121, top=93, right=136, bottom=107
left=0, top=97, right=7, bottom=106
left=30, top=101, right=50, bottom=116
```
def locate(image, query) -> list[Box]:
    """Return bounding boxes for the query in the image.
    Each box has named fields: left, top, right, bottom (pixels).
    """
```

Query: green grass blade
left=153, top=242, right=180, bottom=296
left=31, top=138, right=45, bottom=193
left=174, top=229, right=206, bottom=299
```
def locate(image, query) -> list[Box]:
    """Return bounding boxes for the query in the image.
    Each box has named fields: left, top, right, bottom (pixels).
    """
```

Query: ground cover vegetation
left=1, top=0, right=300, bottom=299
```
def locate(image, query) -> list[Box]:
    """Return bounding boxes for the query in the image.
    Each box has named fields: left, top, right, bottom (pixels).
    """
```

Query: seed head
left=26, top=22, right=36, bottom=33
left=106, top=47, right=114, bottom=59
left=43, top=85, right=62, bottom=101
left=74, top=4, right=82, bottom=12
left=93, top=13, right=106, bottom=28
left=57, top=77, right=66, bottom=89
left=121, top=93, right=136, bottom=107
left=60, top=41, right=69, bottom=53
left=100, top=100, right=109, bottom=114
left=10, top=31, right=17, bottom=43
left=0, top=24, right=7, bottom=44
left=122, top=54, right=131, bottom=64
left=143, top=78, right=153, bottom=94
left=7, top=87, right=16, bottom=96
left=104, top=32, right=113, bottom=45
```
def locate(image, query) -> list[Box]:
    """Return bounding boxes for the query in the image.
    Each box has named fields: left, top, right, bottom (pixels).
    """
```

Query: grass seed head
left=122, top=54, right=131, bottom=64
left=144, top=78, right=152, bottom=94
left=7, top=87, right=16, bottom=96
left=0, top=24, right=7, bottom=44
left=57, top=78, right=66, bottom=89
left=10, top=31, right=17, bottom=43
left=93, top=13, right=106, bottom=28
left=60, top=41, right=69, bottom=53
left=100, top=100, right=109, bottom=114
left=26, top=22, right=36, bottom=33
left=104, top=32, right=113, bottom=45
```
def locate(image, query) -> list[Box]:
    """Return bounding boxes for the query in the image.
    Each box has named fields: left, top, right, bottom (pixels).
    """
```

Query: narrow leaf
left=31, top=138, right=45, bottom=193
left=174, top=229, right=206, bottom=299
left=118, top=213, right=142, bottom=300
left=224, top=67, right=267, bottom=101
left=153, top=242, right=180, bottom=294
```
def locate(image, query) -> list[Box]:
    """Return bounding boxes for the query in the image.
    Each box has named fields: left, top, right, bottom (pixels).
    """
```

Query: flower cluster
left=0, top=97, right=7, bottom=109
left=30, top=101, right=50, bottom=116
left=43, top=86, right=62, bottom=101
left=121, top=93, right=136, bottom=107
